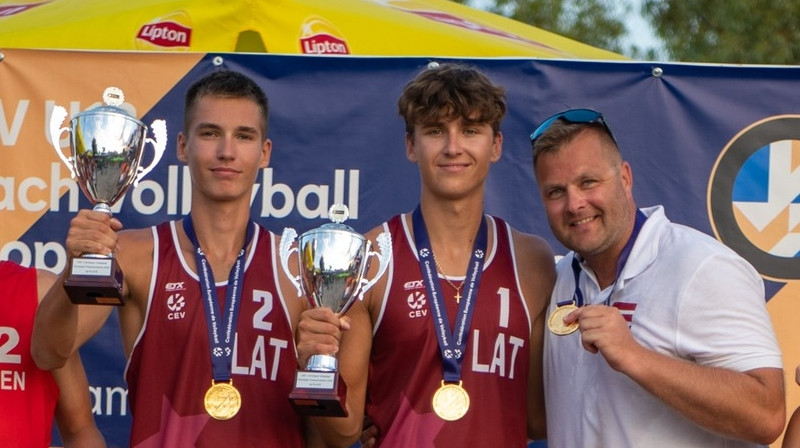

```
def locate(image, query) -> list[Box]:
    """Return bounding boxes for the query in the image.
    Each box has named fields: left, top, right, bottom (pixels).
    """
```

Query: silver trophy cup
left=280, top=204, right=391, bottom=416
left=49, top=87, right=167, bottom=305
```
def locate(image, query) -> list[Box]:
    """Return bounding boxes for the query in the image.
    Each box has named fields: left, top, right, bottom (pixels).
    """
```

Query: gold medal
left=432, top=381, right=470, bottom=421
left=548, top=303, right=579, bottom=335
left=204, top=380, right=241, bottom=420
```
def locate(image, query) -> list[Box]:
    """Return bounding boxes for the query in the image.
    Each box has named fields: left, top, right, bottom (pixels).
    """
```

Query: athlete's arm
left=32, top=211, right=119, bottom=369
left=513, top=230, right=555, bottom=440
left=31, top=269, right=106, bottom=447
left=52, top=353, right=106, bottom=448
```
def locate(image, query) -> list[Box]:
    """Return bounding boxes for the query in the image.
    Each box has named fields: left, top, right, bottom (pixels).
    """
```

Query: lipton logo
left=137, top=21, right=192, bottom=48
left=299, top=17, right=350, bottom=55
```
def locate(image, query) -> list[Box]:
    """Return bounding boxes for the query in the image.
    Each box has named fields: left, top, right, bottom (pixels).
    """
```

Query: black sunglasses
left=529, top=108, right=618, bottom=146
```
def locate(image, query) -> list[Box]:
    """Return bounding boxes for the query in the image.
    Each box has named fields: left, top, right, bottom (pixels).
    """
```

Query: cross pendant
left=454, top=291, right=462, bottom=304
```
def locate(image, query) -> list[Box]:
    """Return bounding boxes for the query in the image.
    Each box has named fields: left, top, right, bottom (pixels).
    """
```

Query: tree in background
left=458, top=0, right=628, bottom=55
left=642, top=0, right=800, bottom=64
left=457, top=0, right=800, bottom=63
left=453, top=0, right=660, bottom=59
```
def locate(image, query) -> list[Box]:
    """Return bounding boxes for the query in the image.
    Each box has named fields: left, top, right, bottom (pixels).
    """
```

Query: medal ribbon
left=558, top=209, right=648, bottom=307
left=412, top=206, right=487, bottom=384
left=183, top=216, right=254, bottom=383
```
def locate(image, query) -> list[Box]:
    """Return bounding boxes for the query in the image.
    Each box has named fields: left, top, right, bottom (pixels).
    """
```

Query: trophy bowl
left=70, top=107, right=147, bottom=209
left=49, top=87, right=166, bottom=305
left=280, top=204, right=391, bottom=416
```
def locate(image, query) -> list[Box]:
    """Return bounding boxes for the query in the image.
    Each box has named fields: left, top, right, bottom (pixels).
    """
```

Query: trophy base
left=289, top=370, right=348, bottom=417
left=64, top=257, right=125, bottom=306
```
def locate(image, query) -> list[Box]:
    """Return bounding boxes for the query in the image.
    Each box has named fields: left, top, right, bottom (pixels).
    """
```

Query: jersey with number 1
left=367, top=214, right=533, bottom=447
left=126, top=221, right=303, bottom=448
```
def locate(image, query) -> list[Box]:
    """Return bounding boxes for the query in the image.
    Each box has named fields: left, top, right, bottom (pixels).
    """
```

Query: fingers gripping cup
left=49, top=87, right=166, bottom=305
left=280, top=204, right=391, bottom=416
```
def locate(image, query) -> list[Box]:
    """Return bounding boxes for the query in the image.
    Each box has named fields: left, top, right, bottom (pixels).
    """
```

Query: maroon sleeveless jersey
left=126, top=221, right=303, bottom=448
left=367, top=214, right=532, bottom=447
left=0, top=261, right=59, bottom=448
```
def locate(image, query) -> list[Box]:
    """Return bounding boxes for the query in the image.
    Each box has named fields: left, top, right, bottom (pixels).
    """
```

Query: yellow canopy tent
left=0, top=0, right=623, bottom=59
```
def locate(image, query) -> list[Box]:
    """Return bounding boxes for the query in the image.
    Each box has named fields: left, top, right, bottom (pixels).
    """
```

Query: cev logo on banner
left=708, top=114, right=800, bottom=282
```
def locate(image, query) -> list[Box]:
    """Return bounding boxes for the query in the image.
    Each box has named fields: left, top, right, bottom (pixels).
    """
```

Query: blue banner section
left=6, top=53, right=799, bottom=446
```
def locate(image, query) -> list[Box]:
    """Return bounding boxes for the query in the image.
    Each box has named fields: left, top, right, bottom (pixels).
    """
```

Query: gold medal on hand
left=432, top=381, right=470, bottom=421
left=204, top=380, right=241, bottom=420
left=548, top=303, right=579, bottom=335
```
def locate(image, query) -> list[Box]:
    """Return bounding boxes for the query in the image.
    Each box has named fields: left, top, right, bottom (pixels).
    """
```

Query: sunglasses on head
left=529, top=108, right=618, bottom=146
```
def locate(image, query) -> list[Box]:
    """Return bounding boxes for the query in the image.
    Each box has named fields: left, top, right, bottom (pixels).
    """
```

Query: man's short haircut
left=532, top=120, right=618, bottom=168
left=184, top=70, right=270, bottom=138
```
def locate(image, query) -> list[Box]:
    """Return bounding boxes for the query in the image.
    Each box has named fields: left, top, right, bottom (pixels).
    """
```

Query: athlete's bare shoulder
left=509, top=227, right=556, bottom=312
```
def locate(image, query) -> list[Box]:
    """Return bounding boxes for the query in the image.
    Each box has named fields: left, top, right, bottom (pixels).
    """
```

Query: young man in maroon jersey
left=32, top=70, right=310, bottom=447
left=296, top=62, right=555, bottom=447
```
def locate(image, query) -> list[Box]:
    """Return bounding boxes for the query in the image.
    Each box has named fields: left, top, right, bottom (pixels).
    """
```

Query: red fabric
left=367, top=215, right=531, bottom=447
left=0, top=260, right=59, bottom=448
left=126, top=222, right=303, bottom=448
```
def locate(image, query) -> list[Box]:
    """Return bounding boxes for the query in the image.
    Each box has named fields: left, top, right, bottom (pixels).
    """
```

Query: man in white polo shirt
left=530, top=108, right=784, bottom=447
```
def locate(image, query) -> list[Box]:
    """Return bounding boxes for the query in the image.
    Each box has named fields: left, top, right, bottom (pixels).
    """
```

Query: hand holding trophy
left=49, top=87, right=166, bottom=305
left=280, top=204, right=391, bottom=416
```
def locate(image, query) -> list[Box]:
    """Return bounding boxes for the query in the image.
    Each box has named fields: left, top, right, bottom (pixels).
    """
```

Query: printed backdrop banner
left=1, top=49, right=798, bottom=446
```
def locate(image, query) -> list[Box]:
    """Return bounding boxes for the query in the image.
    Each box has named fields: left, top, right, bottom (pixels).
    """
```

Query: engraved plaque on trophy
left=49, top=87, right=166, bottom=305
left=280, top=204, right=391, bottom=416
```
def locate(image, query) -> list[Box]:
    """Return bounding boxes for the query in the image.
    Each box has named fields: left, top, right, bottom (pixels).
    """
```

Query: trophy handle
left=356, top=231, right=392, bottom=300
left=279, top=227, right=303, bottom=296
left=49, top=105, right=77, bottom=179
left=134, top=119, right=167, bottom=187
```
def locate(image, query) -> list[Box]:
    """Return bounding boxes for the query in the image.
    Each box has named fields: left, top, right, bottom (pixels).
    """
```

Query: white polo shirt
left=543, top=206, right=782, bottom=448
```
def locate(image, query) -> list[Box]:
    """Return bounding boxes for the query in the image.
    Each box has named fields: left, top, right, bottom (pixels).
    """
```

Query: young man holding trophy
left=32, top=70, right=309, bottom=447
left=296, top=62, right=556, bottom=447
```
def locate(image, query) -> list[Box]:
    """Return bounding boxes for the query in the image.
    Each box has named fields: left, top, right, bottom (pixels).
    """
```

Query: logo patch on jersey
left=166, top=293, right=186, bottom=321
left=165, top=282, right=186, bottom=291
left=407, top=290, right=426, bottom=309
left=403, top=279, right=425, bottom=291
left=708, top=115, right=800, bottom=282
left=406, top=290, right=428, bottom=319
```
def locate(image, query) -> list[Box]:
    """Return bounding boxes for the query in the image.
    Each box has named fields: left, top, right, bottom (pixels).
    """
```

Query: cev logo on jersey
left=708, top=115, right=800, bottom=282
left=404, top=279, right=427, bottom=319
left=166, top=283, right=186, bottom=320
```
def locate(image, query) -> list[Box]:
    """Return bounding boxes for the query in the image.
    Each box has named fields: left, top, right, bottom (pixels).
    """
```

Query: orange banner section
left=0, top=0, right=623, bottom=59
left=768, top=282, right=800, bottom=447
left=0, top=48, right=203, bottom=244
